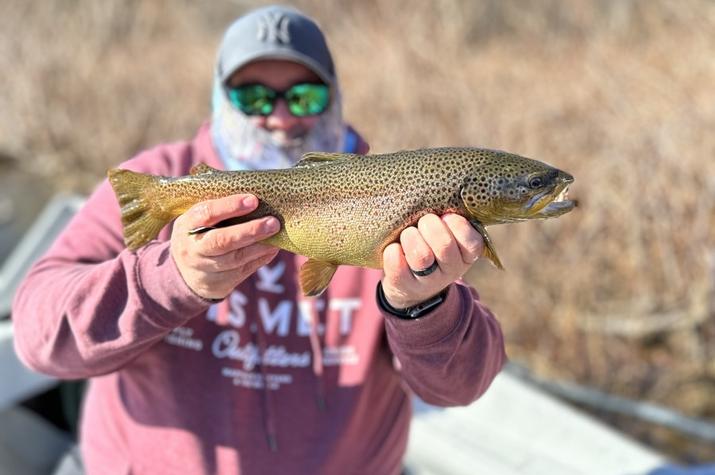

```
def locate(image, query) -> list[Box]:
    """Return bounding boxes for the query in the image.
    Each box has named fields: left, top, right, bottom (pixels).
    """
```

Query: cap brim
left=220, top=50, right=335, bottom=86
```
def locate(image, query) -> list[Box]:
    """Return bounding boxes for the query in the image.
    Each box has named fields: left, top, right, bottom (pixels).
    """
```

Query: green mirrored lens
left=228, top=85, right=276, bottom=115
left=285, top=83, right=330, bottom=117
left=227, top=83, right=329, bottom=117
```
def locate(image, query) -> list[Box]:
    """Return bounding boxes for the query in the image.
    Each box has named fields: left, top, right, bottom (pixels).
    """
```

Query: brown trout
left=108, top=147, right=575, bottom=296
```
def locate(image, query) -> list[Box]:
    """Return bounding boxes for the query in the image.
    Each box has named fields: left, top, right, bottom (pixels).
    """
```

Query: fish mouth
left=534, top=182, right=576, bottom=218
left=523, top=170, right=576, bottom=218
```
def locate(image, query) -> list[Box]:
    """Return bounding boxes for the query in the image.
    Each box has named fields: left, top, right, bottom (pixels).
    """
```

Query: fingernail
left=264, top=218, right=280, bottom=233
left=242, top=195, right=256, bottom=208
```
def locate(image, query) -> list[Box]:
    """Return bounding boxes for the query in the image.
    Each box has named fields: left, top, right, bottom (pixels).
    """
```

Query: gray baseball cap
left=217, top=5, right=336, bottom=86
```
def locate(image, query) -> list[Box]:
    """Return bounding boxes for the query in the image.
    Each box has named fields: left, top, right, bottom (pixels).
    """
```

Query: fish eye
left=528, top=176, right=544, bottom=189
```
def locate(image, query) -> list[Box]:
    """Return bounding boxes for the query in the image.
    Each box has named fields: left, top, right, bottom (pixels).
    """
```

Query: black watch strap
left=376, top=281, right=447, bottom=320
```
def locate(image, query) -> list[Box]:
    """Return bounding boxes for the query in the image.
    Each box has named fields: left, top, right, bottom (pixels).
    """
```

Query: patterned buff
left=210, top=73, right=346, bottom=171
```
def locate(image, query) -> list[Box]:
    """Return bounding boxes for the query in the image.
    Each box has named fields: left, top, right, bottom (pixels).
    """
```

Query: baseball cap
left=217, top=5, right=336, bottom=86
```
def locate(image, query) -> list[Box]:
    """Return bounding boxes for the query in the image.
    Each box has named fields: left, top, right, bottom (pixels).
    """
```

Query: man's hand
left=381, top=214, right=484, bottom=310
left=170, top=194, right=281, bottom=300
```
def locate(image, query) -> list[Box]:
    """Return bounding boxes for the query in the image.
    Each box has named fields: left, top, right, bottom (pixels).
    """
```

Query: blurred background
left=1, top=0, right=714, bottom=468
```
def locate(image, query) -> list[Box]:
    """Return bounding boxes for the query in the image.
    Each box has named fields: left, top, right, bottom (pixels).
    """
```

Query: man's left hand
left=381, top=213, right=484, bottom=310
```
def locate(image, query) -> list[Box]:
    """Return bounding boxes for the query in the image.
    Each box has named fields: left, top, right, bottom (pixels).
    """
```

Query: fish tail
left=107, top=168, right=175, bottom=250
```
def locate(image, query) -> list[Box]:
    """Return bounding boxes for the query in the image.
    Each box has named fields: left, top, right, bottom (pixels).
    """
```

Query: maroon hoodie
left=11, top=124, right=506, bottom=475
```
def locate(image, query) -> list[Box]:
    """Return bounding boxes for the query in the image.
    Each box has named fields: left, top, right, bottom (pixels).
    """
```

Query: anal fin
left=468, top=220, right=504, bottom=270
left=299, top=259, right=338, bottom=296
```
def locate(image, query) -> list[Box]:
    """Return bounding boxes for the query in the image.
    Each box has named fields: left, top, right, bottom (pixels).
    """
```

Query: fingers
left=395, top=214, right=473, bottom=278
left=170, top=194, right=282, bottom=300
left=173, top=194, right=280, bottom=257
left=441, top=214, right=484, bottom=265
left=399, top=226, right=435, bottom=274
left=217, top=247, right=280, bottom=285
left=399, top=214, right=465, bottom=276
left=181, top=194, right=259, bottom=230
left=240, top=247, right=280, bottom=277
left=185, top=246, right=280, bottom=299
left=194, top=216, right=280, bottom=257
left=193, top=243, right=279, bottom=273
left=380, top=213, right=483, bottom=310
left=382, top=242, right=413, bottom=284
left=416, top=214, right=463, bottom=275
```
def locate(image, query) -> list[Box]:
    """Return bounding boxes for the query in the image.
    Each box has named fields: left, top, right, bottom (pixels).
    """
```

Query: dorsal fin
left=294, top=152, right=362, bottom=168
left=190, top=163, right=221, bottom=175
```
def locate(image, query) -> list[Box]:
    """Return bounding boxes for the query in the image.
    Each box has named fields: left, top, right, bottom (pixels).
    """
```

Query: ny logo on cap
left=257, top=12, right=291, bottom=44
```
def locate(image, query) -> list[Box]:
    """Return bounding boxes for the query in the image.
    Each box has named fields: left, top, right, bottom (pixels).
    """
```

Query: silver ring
left=411, top=261, right=438, bottom=277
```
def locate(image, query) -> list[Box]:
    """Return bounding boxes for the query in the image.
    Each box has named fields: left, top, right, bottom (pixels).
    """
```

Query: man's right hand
left=170, top=194, right=281, bottom=300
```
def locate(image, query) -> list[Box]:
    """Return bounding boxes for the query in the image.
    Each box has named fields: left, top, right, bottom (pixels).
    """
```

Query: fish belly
left=265, top=197, right=392, bottom=268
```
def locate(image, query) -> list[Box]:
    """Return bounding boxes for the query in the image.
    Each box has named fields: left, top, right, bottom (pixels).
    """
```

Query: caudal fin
left=107, top=168, right=174, bottom=250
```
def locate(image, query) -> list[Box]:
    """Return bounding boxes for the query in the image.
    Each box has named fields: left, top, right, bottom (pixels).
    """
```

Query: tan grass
left=2, top=0, right=715, bottom=460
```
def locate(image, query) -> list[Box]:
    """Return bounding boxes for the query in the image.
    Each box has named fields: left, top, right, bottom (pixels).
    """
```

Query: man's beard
left=210, top=75, right=345, bottom=171
left=268, top=124, right=311, bottom=148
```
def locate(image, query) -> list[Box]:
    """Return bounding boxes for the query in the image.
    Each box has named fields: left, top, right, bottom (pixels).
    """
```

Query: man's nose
left=265, top=99, right=297, bottom=130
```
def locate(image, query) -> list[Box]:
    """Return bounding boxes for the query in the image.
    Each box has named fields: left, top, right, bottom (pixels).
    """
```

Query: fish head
left=460, top=152, right=575, bottom=224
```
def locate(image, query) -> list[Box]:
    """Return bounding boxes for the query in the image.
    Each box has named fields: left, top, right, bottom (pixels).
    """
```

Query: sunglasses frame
left=225, top=82, right=331, bottom=117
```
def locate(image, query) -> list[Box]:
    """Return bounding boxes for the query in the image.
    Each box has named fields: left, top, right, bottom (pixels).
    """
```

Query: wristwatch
left=376, top=281, right=447, bottom=320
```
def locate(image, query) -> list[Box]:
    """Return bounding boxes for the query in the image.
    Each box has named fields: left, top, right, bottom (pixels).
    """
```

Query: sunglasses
left=226, top=82, right=330, bottom=117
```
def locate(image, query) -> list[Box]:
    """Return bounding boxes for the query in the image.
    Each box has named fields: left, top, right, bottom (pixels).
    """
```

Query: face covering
left=210, top=72, right=345, bottom=171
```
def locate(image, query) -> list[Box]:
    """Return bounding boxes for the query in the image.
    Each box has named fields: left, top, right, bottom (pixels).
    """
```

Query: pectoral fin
left=468, top=220, right=504, bottom=270
left=299, top=259, right=338, bottom=296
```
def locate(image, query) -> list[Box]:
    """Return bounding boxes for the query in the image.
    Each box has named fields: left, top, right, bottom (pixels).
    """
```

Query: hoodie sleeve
left=11, top=154, right=212, bottom=380
left=382, top=283, right=506, bottom=406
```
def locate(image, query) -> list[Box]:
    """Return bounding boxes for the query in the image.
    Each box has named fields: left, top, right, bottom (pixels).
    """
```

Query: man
left=12, top=6, right=506, bottom=475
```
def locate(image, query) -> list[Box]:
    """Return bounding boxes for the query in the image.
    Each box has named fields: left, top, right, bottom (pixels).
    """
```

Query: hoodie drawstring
left=308, top=303, right=327, bottom=412
left=254, top=317, right=279, bottom=452
left=254, top=293, right=328, bottom=453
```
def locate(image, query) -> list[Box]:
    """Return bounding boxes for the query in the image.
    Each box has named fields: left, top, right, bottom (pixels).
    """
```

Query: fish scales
left=108, top=147, right=575, bottom=295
